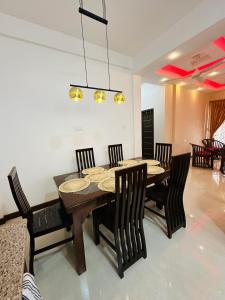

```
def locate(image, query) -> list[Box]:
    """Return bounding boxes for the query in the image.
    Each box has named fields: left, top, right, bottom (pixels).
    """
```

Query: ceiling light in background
left=179, top=82, right=186, bottom=86
left=161, top=77, right=168, bottom=82
left=197, top=87, right=203, bottom=91
left=208, top=71, right=219, bottom=77
left=167, top=51, right=181, bottom=60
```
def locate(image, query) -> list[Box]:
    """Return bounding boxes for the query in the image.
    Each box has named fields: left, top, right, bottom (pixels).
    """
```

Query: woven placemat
left=59, top=178, right=90, bottom=193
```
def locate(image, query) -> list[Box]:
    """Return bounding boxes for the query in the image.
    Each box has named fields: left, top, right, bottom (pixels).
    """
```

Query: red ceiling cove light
left=156, top=65, right=195, bottom=78
left=197, top=56, right=225, bottom=71
left=213, top=36, right=225, bottom=52
left=202, top=79, right=225, bottom=90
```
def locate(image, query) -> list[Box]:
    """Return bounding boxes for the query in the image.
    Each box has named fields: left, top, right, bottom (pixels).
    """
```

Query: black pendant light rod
left=79, top=8, right=108, bottom=25
left=79, top=0, right=108, bottom=24
left=70, top=84, right=122, bottom=93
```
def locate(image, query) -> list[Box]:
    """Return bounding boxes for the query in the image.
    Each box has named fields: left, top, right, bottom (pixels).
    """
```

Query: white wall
left=141, top=82, right=165, bottom=143
left=0, top=14, right=135, bottom=214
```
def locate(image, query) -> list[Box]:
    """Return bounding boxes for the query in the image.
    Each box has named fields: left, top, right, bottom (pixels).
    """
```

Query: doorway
left=142, top=109, right=154, bottom=158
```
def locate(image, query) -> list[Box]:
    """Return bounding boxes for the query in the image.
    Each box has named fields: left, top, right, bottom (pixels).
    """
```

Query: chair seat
left=208, top=147, right=223, bottom=151
left=195, top=150, right=212, bottom=156
left=93, top=203, right=116, bottom=232
left=32, top=202, right=72, bottom=236
left=146, top=184, right=168, bottom=205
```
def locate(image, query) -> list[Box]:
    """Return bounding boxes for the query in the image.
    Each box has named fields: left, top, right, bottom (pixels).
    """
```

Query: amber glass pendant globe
left=69, top=87, right=83, bottom=101
left=94, top=90, right=106, bottom=103
left=114, top=92, right=125, bottom=104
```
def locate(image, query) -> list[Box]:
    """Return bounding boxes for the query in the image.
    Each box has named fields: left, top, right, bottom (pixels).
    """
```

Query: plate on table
left=140, top=159, right=160, bottom=166
left=108, top=166, right=125, bottom=177
left=59, top=178, right=90, bottom=193
left=82, top=167, right=105, bottom=175
left=118, top=160, right=138, bottom=166
left=85, top=171, right=110, bottom=183
left=98, top=178, right=116, bottom=193
left=147, top=166, right=165, bottom=175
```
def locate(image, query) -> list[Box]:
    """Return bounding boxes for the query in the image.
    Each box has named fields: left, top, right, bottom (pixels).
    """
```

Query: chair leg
left=118, top=268, right=124, bottom=279
left=165, top=215, right=172, bottom=239
left=29, top=237, right=35, bottom=275
left=182, top=213, right=186, bottom=228
left=114, top=233, right=124, bottom=279
left=92, top=216, right=100, bottom=245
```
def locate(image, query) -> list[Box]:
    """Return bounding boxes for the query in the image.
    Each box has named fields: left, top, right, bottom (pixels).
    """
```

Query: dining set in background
left=8, top=143, right=191, bottom=278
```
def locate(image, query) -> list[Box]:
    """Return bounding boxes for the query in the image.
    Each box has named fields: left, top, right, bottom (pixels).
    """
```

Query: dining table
left=53, top=158, right=170, bottom=275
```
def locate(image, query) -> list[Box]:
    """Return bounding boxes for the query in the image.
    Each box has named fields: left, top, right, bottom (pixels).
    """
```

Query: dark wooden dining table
left=53, top=158, right=170, bottom=275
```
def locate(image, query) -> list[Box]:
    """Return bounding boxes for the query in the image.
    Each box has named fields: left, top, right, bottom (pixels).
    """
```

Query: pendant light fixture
left=114, top=92, right=126, bottom=104
left=69, top=87, right=83, bottom=101
left=69, top=0, right=125, bottom=104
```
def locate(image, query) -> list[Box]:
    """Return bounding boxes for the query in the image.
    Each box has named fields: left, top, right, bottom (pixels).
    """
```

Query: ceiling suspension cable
left=79, top=0, right=88, bottom=87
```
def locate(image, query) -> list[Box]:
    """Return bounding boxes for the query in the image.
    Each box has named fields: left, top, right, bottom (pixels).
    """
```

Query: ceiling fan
left=156, top=36, right=225, bottom=90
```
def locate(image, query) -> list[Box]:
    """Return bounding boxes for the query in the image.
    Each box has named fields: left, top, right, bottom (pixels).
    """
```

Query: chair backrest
left=212, top=139, right=225, bottom=148
left=114, top=163, right=147, bottom=265
left=168, top=153, right=190, bottom=191
left=202, top=138, right=213, bottom=148
left=202, top=138, right=224, bottom=148
left=108, top=144, right=123, bottom=167
left=190, top=143, right=212, bottom=155
left=165, top=153, right=191, bottom=234
left=155, top=143, right=172, bottom=166
left=8, top=167, right=31, bottom=219
left=75, top=147, right=95, bottom=172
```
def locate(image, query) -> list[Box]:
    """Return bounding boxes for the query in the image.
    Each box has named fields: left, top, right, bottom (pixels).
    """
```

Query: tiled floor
left=35, top=166, right=225, bottom=300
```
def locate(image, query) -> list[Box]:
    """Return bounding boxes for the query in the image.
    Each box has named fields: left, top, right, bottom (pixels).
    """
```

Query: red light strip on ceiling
left=198, top=56, right=225, bottom=71
left=214, top=36, right=225, bottom=52
left=156, top=64, right=195, bottom=78
left=202, top=79, right=225, bottom=90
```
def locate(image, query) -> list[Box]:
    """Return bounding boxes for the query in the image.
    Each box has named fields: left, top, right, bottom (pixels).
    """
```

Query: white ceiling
left=0, top=0, right=202, bottom=56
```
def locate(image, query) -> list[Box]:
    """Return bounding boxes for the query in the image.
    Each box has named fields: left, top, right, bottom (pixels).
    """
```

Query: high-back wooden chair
left=145, top=153, right=191, bottom=238
left=75, top=147, right=95, bottom=172
left=108, top=144, right=123, bottom=167
left=93, top=163, right=147, bottom=278
left=155, top=143, right=172, bottom=166
left=8, top=167, right=73, bottom=274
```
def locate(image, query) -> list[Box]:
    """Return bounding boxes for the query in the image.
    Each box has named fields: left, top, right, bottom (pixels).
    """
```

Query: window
left=213, top=120, right=225, bottom=143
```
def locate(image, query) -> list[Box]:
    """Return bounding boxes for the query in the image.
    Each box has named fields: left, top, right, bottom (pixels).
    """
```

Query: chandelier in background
left=69, top=0, right=125, bottom=104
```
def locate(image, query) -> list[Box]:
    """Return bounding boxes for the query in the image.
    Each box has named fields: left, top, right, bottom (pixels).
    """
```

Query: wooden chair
left=8, top=167, right=73, bottom=274
left=145, top=153, right=191, bottom=239
left=202, top=138, right=225, bottom=159
left=75, top=147, right=95, bottom=172
left=108, top=144, right=123, bottom=167
left=190, top=143, right=213, bottom=169
left=92, top=163, right=147, bottom=278
left=155, top=143, right=172, bottom=167
left=220, top=148, right=225, bottom=174
left=202, top=138, right=225, bottom=149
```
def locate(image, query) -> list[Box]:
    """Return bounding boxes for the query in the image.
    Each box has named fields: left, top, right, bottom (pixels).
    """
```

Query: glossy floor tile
left=35, top=166, right=225, bottom=300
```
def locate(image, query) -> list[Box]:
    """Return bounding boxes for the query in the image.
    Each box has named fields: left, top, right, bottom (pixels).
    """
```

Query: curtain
left=209, top=99, right=225, bottom=137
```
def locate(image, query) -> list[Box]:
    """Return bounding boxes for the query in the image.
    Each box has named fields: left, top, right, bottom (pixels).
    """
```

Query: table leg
left=72, top=211, right=86, bottom=275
